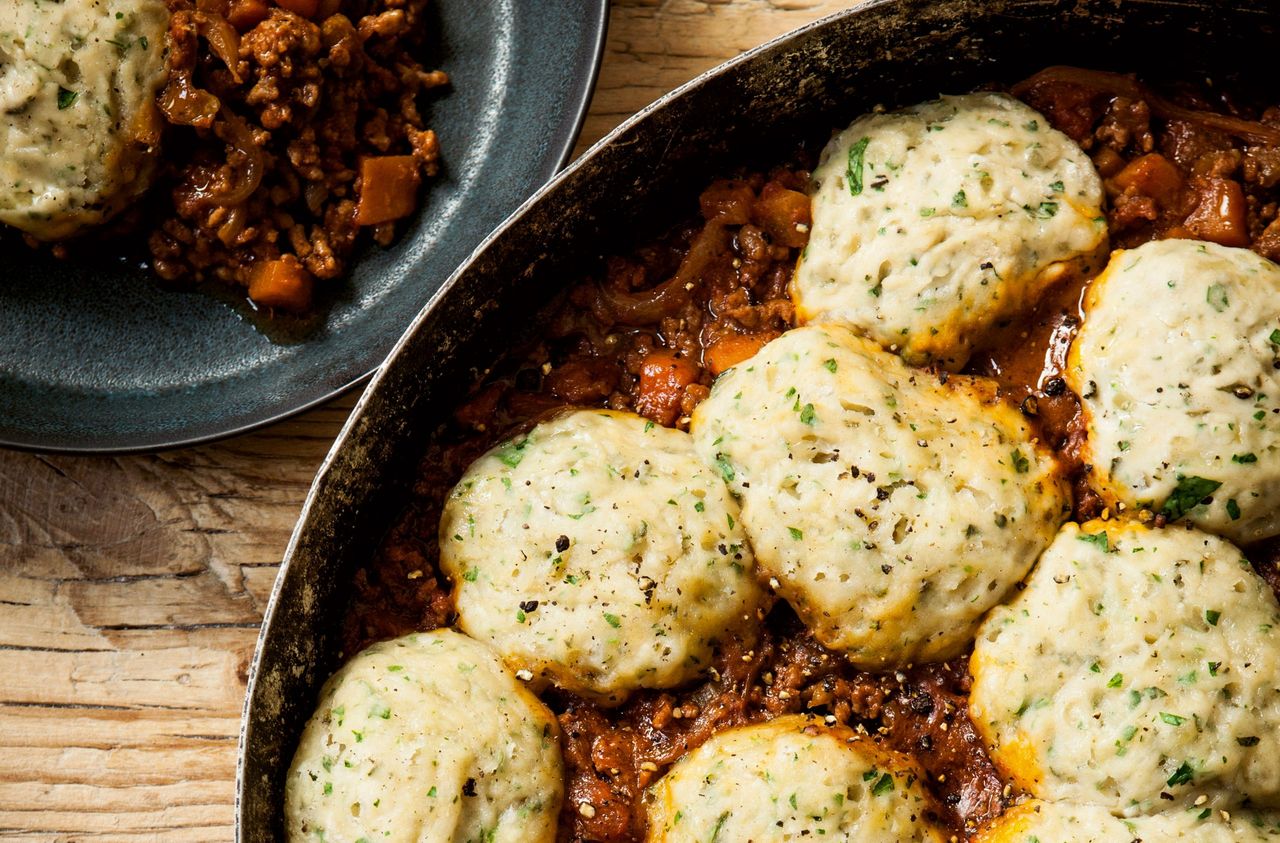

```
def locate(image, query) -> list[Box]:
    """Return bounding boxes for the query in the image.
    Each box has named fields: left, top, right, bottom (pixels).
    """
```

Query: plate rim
left=0, top=0, right=610, bottom=457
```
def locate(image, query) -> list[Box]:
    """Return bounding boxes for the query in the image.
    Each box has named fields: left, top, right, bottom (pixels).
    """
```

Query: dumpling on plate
left=0, top=0, right=169, bottom=239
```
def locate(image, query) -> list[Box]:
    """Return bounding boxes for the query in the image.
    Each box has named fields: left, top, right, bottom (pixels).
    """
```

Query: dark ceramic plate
left=0, top=0, right=607, bottom=454
left=238, top=0, right=1280, bottom=839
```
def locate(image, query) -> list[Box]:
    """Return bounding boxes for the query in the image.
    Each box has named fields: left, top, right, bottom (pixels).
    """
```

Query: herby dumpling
left=1069, top=239, right=1280, bottom=544
left=285, top=630, right=563, bottom=843
left=974, top=799, right=1280, bottom=842
left=690, top=324, right=1069, bottom=668
left=793, top=92, right=1107, bottom=370
left=644, top=715, right=946, bottom=842
left=439, top=409, right=763, bottom=706
left=970, top=520, right=1280, bottom=815
left=0, top=0, right=170, bottom=239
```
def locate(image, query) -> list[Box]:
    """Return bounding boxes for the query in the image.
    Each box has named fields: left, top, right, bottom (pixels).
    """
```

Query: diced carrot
left=753, top=180, right=811, bottom=248
left=248, top=255, right=313, bottom=312
left=354, top=155, right=422, bottom=227
left=1182, top=177, right=1250, bottom=247
left=635, top=351, right=699, bottom=427
left=275, top=0, right=319, bottom=17
left=227, top=0, right=271, bottom=29
left=1111, top=153, right=1183, bottom=207
left=704, top=334, right=771, bottom=376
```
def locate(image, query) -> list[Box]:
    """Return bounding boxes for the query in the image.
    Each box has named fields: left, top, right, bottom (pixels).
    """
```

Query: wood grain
left=0, top=1, right=853, bottom=839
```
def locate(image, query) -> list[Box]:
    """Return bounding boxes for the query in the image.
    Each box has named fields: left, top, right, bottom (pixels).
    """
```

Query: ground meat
left=552, top=612, right=1003, bottom=841
left=65, top=0, right=448, bottom=314
left=342, top=70, right=1280, bottom=842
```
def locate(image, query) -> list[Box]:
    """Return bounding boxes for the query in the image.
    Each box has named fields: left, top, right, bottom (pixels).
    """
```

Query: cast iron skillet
left=0, top=0, right=607, bottom=454
left=237, top=0, right=1280, bottom=838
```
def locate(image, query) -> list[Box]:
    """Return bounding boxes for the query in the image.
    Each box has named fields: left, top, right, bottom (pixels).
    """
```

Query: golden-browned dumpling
left=285, top=630, right=563, bottom=843
left=794, top=92, right=1106, bottom=370
left=440, top=409, right=763, bottom=706
left=1070, top=239, right=1280, bottom=543
left=691, top=324, right=1069, bottom=668
left=645, top=716, right=946, bottom=842
left=975, top=799, right=1280, bottom=843
left=971, top=520, right=1280, bottom=815
left=0, top=0, right=169, bottom=238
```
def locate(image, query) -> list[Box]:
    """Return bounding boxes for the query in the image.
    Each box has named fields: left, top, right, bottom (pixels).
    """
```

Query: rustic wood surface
left=0, top=2, right=854, bottom=840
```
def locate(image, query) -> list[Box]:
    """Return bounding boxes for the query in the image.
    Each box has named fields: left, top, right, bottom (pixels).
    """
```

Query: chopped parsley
left=603, top=612, right=622, bottom=628
left=788, top=526, right=804, bottom=540
left=1205, top=609, right=1221, bottom=626
left=56, top=87, right=78, bottom=110
left=1160, top=475, right=1222, bottom=521
left=870, top=773, right=895, bottom=797
left=497, top=437, right=530, bottom=468
left=846, top=136, right=871, bottom=196
left=1010, top=449, right=1030, bottom=474
left=1078, top=531, right=1112, bottom=554
left=1207, top=283, right=1229, bottom=312
left=1166, top=761, right=1195, bottom=787
left=799, top=403, right=817, bottom=426
left=1232, top=452, right=1258, bottom=464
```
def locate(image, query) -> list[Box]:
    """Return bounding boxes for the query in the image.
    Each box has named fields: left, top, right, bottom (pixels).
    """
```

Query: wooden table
left=0, top=2, right=853, bottom=839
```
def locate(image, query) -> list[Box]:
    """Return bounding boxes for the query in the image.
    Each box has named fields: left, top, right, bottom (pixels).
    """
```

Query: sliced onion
left=598, top=223, right=730, bottom=325
left=1014, top=66, right=1280, bottom=146
left=200, top=108, right=266, bottom=208
left=194, top=11, right=242, bottom=83
left=158, top=69, right=221, bottom=128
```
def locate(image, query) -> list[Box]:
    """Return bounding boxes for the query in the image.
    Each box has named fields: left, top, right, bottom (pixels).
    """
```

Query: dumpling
left=644, top=715, right=946, bottom=842
left=793, top=92, right=1106, bottom=370
left=970, top=520, right=1280, bottom=814
left=285, top=630, right=564, bottom=843
left=1069, top=239, right=1280, bottom=543
left=690, top=324, right=1069, bottom=668
left=439, top=409, right=764, bottom=706
left=0, top=0, right=169, bottom=239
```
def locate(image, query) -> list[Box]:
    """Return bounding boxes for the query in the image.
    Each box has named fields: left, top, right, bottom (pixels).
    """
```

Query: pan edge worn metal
left=237, top=0, right=1280, bottom=838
